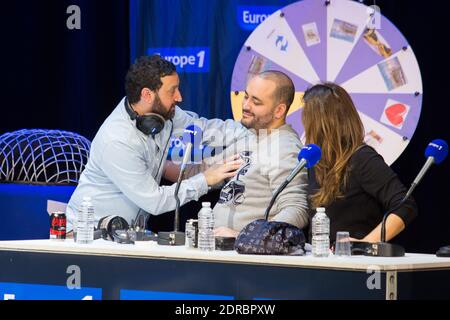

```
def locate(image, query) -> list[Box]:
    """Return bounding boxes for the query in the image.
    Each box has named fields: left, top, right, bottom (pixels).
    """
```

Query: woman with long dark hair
left=302, top=82, right=417, bottom=242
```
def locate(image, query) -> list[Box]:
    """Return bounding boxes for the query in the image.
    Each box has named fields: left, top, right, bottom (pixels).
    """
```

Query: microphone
left=368, top=139, right=448, bottom=257
left=406, top=139, right=448, bottom=200
left=264, top=144, right=321, bottom=220
left=182, top=124, right=204, bottom=164
left=158, top=130, right=195, bottom=246
left=182, top=124, right=203, bottom=146
left=168, top=124, right=217, bottom=163
left=286, top=144, right=322, bottom=183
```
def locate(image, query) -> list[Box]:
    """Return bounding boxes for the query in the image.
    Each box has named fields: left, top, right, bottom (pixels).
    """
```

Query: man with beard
left=66, top=55, right=246, bottom=231
left=195, top=70, right=309, bottom=237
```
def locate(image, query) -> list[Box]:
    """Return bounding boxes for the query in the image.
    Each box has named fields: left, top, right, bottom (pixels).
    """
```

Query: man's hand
left=203, top=154, right=243, bottom=186
left=214, top=226, right=239, bottom=238
left=163, top=161, right=181, bottom=183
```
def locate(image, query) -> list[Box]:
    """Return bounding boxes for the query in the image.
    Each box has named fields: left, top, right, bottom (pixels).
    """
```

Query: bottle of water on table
left=312, top=207, right=330, bottom=257
left=197, top=202, right=215, bottom=251
left=76, top=196, right=95, bottom=244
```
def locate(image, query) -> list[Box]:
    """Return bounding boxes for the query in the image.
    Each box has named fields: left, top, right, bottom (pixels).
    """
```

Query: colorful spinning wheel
left=231, top=0, right=422, bottom=165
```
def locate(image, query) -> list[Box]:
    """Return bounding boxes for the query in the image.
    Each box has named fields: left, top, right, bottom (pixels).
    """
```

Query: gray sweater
left=195, top=124, right=309, bottom=232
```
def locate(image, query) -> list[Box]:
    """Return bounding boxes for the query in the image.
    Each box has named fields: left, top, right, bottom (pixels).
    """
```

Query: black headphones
left=95, top=215, right=130, bottom=241
left=125, top=97, right=166, bottom=136
left=125, top=97, right=173, bottom=182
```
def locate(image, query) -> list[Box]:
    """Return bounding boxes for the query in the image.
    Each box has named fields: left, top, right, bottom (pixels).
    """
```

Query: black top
left=307, top=145, right=418, bottom=242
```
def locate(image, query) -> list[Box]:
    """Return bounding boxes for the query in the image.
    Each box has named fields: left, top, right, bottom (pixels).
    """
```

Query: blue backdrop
left=128, top=0, right=450, bottom=253
left=129, top=0, right=297, bottom=120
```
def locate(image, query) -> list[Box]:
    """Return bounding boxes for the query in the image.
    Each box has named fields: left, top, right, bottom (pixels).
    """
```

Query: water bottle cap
left=202, top=202, right=211, bottom=207
left=316, top=207, right=325, bottom=212
left=83, top=196, right=92, bottom=202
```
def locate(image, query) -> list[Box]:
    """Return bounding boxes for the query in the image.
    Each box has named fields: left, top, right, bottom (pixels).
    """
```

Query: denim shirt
left=66, top=97, right=247, bottom=230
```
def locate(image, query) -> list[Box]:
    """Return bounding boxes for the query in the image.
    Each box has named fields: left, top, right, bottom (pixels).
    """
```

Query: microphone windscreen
left=182, top=125, right=203, bottom=146
left=298, top=144, right=321, bottom=168
left=425, top=139, right=448, bottom=164
left=176, top=145, right=203, bottom=163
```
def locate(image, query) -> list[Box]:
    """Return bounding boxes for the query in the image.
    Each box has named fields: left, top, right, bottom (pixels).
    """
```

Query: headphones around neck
left=124, top=97, right=166, bottom=136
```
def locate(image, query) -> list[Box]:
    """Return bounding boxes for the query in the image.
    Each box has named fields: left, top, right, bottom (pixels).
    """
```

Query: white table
left=1, top=240, right=449, bottom=300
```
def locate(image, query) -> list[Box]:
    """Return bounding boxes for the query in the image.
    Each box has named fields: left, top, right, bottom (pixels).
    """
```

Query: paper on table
left=47, top=200, right=68, bottom=216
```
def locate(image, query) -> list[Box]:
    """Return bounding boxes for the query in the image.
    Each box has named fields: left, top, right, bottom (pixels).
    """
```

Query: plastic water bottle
left=77, top=196, right=95, bottom=244
left=197, top=202, right=215, bottom=251
left=312, top=207, right=330, bottom=257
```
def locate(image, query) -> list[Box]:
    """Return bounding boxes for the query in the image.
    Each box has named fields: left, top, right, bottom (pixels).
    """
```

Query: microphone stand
left=264, top=180, right=289, bottom=220
left=158, top=143, right=193, bottom=246
left=357, top=140, right=448, bottom=257
left=264, top=159, right=307, bottom=220
left=360, top=157, right=435, bottom=257
left=355, top=189, right=416, bottom=257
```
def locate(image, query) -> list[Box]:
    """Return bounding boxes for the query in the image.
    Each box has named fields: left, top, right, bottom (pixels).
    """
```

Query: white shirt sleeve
left=100, top=140, right=209, bottom=215
left=172, top=106, right=248, bottom=148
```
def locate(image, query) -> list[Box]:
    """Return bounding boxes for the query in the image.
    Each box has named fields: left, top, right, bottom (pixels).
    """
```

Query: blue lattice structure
left=0, top=129, right=90, bottom=185
left=0, top=129, right=90, bottom=240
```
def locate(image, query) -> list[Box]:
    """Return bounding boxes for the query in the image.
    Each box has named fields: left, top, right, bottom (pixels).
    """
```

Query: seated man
left=184, top=71, right=309, bottom=237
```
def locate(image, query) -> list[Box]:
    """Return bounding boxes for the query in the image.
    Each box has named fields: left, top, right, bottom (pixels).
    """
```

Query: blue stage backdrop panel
left=0, top=184, right=75, bottom=240
left=129, top=0, right=297, bottom=120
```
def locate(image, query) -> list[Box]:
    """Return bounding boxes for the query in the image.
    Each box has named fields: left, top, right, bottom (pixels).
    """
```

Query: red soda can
left=50, top=212, right=67, bottom=240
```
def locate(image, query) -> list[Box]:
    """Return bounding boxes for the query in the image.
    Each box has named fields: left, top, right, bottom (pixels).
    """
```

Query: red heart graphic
left=385, top=103, right=406, bottom=126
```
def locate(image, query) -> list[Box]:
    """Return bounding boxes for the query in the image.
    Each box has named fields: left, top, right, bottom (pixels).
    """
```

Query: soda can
left=50, top=212, right=67, bottom=240
left=185, top=219, right=198, bottom=248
